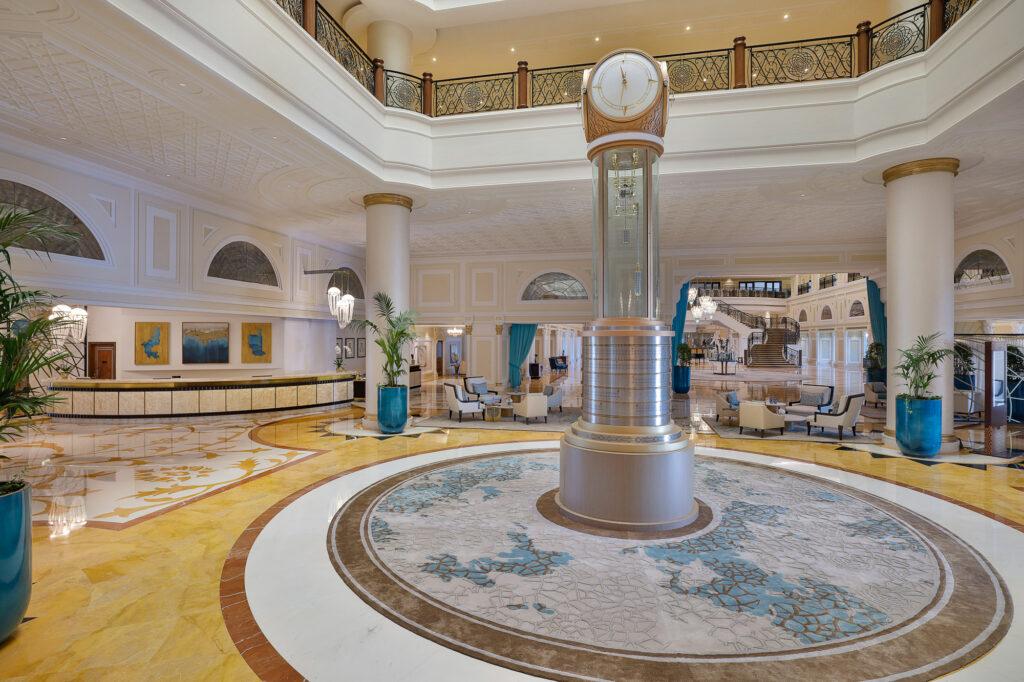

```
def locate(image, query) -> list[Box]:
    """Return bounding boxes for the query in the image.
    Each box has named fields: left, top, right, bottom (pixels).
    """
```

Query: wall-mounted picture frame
left=344, top=337, right=355, bottom=359
left=336, top=338, right=345, bottom=355
left=134, top=321, right=170, bottom=365
left=182, top=322, right=229, bottom=363
left=241, top=322, right=272, bottom=363
left=356, top=337, right=366, bottom=358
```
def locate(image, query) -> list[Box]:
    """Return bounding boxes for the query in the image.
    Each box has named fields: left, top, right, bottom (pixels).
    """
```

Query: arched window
left=849, top=300, right=865, bottom=317
left=798, top=309, right=808, bottom=322
left=954, top=249, right=1011, bottom=288
left=522, top=272, right=587, bottom=300
left=327, top=267, right=364, bottom=299
left=207, top=241, right=278, bottom=287
left=821, top=305, right=833, bottom=321
left=0, top=180, right=104, bottom=260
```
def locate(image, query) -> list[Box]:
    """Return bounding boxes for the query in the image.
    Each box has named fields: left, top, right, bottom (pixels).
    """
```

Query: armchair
left=715, top=391, right=740, bottom=424
left=954, top=390, right=982, bottom=419
left=464, top=376, right=501, bottom=405
left=806, top=394, right=865, bottom=440
left=864, top=382, right=887, bottom=407
left=443, top=383, right=483, bottom=422
left=739, top=401, right=786, bottom=437
left=548, top=356, right=568, bottom=375
left=543, top=383, right=563, bottom=412
left=513, top=393, right=548, bottom=424
left=786, top=384, right=834, bottom=418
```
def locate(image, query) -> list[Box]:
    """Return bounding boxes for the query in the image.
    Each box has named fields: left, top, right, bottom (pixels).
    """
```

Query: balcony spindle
left=302, top=0, right=315, bottom=37
left=422, top=72, right=433, bottom=116
left=733, top=36, right=747, bottom=88
left=929, top=0, right=946, bottom=45
left=517, top=61, right=529, bottom=108
left=856, top=21, right=871, bottom=75
left=373, top=58, right=385, bottom=103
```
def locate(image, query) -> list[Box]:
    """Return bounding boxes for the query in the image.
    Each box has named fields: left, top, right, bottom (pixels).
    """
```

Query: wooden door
left=435, top=340, right=444, bottom=376
left=88, top=342, right=116, bottom=379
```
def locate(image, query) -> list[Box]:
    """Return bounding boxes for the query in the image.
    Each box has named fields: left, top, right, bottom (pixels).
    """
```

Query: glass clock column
left=556, top=144, right=696, bottom=532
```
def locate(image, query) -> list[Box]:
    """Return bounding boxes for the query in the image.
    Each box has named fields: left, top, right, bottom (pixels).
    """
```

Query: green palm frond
left=353, top=291, right=417, bottom=387
left=0, top=207, right=76, bottom=269
left=895, top=332, right=954, bottom=400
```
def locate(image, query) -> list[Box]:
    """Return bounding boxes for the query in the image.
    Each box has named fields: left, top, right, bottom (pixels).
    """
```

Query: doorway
left=88, top=342, right=116, bottom=379
left=435, top=340, right=443, bottom=376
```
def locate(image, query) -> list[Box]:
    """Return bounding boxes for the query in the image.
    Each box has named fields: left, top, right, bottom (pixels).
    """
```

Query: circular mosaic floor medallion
left=327, top=450, right=1011, bottom=681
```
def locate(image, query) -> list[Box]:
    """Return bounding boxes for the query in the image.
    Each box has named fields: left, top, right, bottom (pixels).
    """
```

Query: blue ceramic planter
left=895, top=397, right=942, bottom=458
left=0, top=483, right=31, bottom=643
left=672, top=365, right=691, bottom=394
left=377, top=386, right=408, bottom=434
left=953, top=374, right=975, bottom=390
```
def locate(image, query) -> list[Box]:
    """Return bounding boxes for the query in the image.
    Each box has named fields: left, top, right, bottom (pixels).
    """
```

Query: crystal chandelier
left=49, top=304, right=88, bottom=345
left=446, top=327, right=464, bottom=337
left=687, top=287, right=697, bottom=305
left=699, top=296, right=718, bottom=320
left=327, top=286, right=355, bottom=330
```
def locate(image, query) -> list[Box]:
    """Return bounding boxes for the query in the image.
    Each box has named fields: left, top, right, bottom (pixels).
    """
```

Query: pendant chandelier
left=689, top=294, right=717, bottom=322
left=446, top=327, right=464, bottom=337
left=49, top=304, right=88, bottom=345
left=327, top=286, right=354, bottom=329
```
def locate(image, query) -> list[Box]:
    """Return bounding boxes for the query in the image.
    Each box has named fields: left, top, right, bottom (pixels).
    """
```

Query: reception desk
left=47, top=373, right=355, bottom=419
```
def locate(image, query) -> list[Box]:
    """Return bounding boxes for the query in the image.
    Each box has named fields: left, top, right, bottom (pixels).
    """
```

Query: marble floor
left=0, top=375, right=1020, bottom=680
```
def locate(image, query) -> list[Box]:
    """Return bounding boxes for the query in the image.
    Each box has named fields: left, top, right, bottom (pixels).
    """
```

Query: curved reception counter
left=47, top=373, right=356, bottom=419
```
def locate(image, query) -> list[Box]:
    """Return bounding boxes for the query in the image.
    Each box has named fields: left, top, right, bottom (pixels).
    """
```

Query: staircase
left=747, top=328, right=798, bottom=369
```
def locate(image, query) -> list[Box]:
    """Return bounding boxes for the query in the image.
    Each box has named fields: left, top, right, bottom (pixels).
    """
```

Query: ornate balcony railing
left=274, top=0, right=303, bottom=25
left=749, top=35, right=854, bottom=86
left=871, top=4, right=928, bottom=69
left=819, top=274, right=838, bottom=289
left=433, top=72, right=516, bottom=116
left=384, top=70, right=423, bottom=112
left=659, top=49, right=731, bottom=93
left=797, top=282, right=812, bottom=295
left=314, top=3, right=373, bottom=93
left=945, top=0, right=981, bottom=30
left=530, top=64, right=588, bottom=107
left=281, top=0, right=985, bottom=117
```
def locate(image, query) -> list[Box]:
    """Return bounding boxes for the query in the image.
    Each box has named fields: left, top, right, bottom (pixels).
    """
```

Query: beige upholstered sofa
left=806, top=394, right=865, bottom=440
left=786, top=384, right=834, bottom=417
left=513, top=393, right=548, bottom=424
left=739, top=401, right=786, bottom=437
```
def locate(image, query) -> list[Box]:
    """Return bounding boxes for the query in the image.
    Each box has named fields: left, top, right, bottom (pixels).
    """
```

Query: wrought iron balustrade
left=749, top=35, right=854, bottom=86
left=797, top=282, right=812, bottom=295
left=434, top=73, right=516, bottom=116
left=819, top=274, right=838, bottom=289
left=871, top=4, right=928, bottom=69
left=315, top=3, right=374, bottom=93
left=658, top=49, right=731, bottom=93
left=945, top=0, right=981, bottom=30
left=274, top=0, right=303, bottom=24
left=530, top=64, right=589, bottom=107
left=847, top=272, right=864, bottom=282
left=384, top=70, right=423, bottom=112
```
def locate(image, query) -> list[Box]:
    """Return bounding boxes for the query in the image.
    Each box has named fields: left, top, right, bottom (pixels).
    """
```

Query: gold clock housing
left=582, top=49, right=669, bottom=160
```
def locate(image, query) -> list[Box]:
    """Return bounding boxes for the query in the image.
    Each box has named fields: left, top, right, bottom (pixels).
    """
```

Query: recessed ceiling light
left=783, top=13, right=789, bottom=19
left=177, top=82, right=187, bottom=87
left=685, top=25, right=691, bottom=31
left=432, top=56, right=437, bottom=62
left=165, top=174, right=171, bottom=177
left=59, top=137, right=67, bottom=141
left=594, top=36, right=600, bottom=42
left=510, top=47, right=515, bottom=53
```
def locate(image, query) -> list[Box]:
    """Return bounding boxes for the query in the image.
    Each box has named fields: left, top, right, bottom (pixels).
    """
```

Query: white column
left=363, top=193, right=412, bottom=427
left=367, top=20, right=413, bottom=74
left=884, top=159, right=959, bottom=452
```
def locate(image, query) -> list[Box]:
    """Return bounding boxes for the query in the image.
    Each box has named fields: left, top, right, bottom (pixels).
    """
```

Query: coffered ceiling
left=0, top=0, right=1022, bottom=263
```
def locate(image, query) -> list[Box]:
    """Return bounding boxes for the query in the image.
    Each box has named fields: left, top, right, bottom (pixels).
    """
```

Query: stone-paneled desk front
left=47, top=373, right=354, bottom=419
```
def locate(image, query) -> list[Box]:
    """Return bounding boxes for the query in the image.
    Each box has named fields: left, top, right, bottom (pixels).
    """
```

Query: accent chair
left=513, top=393, right=548, bottom=424
left=543, top=383, right=563, bottom=412
left=464, top=375, right=501, bottom=405
left=443, top=383, right=483, bottom=422
left=715, top=390, right=740, bottom=424
left=806, top=393, right=865, bottom=440
left=786, top=384, right=834, bottom=418
left=864, top=382, right=887, bottom=407
left=739, top=401, right=786, bottom=437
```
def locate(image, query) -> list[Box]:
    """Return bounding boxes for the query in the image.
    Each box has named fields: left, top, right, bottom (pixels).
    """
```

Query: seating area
left=463, top=376, right=502, bottom=405
left=548, top=355, right=568, bottom=375
left=806, top=393, right=866, bottom=440
left=714, top=390, right=740, bottom=424
left=865, top=382, right=887, bottom=407
left=442, top=383, right=483, bottom=422
left=785, top=384, right=834, bottom=418
left=738, top=401, right=785, bottom=437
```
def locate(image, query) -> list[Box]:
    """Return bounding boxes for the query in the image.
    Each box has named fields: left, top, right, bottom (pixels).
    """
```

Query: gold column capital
left=882, top=158, right=960, bottom=186
left=363, top=193, right=413, bottom=210
left=495, top=324, right=503, bottom=335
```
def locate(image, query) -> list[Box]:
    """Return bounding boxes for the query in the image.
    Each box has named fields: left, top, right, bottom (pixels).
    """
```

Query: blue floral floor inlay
left=364, top=453, right=941, bottom=655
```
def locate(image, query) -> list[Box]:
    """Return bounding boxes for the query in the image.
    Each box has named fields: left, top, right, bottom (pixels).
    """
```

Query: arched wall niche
left=327, top=267, right=364, bottom=298
left=0, top=179, right=104, bottom=260
left=207, top=240, right=280, bottom=287
left=522, top=272, right=588, bottom=300
left=821, top=305, right=833, bottom=321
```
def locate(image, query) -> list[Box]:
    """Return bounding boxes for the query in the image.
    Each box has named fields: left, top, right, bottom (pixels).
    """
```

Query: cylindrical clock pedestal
left=557, top=318, right=695, bottom=531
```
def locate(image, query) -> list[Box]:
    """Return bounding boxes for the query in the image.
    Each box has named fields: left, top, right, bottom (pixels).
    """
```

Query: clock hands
left=619, top=65, right=628, bottom=109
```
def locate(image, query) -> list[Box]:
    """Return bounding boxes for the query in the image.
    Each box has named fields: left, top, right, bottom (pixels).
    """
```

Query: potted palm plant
left=0, top=207, right=76, bottom=642
left=672, top=342, right=691, bottom=394
left=894, top=332, right=953, bottom=457
left=357, top=292, right=416, bottom=434
left=865, top=341, right=886, bottom=383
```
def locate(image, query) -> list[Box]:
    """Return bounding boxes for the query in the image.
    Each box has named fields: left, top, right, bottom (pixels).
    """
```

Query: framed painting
left=182, top=322, right=229, bottom=364
left=336, top=338, right=345, bottom=356
left=135, top=322, right=170, bottom=365
left=356, top=337, right=366, bottom=358
left=344, top=338, right=355, bottom=359
left=241, top=322, right=272, bottom=363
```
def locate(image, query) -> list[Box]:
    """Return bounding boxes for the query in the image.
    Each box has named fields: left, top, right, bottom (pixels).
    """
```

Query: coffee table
left=484, top=404, right=503, bottom=421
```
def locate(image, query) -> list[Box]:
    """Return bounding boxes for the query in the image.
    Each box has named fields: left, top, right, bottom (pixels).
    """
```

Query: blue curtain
left=671, top=281, right=690, bottom=357
left=866, top=278, right=887, bottom=350
left=508, top=323, right=538, bottom=389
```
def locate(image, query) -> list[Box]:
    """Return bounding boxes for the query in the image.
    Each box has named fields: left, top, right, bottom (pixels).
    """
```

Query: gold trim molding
left=882, top=158, right=960, bottom=186
left=363, top=193, right=413, bottom=210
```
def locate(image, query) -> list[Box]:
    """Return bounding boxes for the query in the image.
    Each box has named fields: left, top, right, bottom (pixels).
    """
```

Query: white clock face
left=589, top=52, right=661, bottom=119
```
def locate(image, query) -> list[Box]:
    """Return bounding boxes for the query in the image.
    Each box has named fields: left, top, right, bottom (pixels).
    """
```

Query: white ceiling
left=0, top=0, right=1022, bottom=261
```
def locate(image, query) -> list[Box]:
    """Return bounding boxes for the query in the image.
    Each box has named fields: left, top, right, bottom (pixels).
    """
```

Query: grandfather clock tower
left=556, top=49, right=696, bottom=531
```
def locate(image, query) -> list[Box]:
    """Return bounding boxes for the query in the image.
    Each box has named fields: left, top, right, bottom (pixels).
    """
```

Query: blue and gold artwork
left=182, top=322, right=229, bottom=364
left=134, top=322, right=169, bottom=365
left=241, top=322, right=271, bottom=364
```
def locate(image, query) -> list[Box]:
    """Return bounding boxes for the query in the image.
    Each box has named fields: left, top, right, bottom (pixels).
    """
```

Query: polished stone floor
left=0, top=372, right=1019, bottom=679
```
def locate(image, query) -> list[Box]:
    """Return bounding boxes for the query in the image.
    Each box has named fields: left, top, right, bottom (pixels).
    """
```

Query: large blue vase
left=672, top=365, right=691, bottom=394
left=953, top=374, right=975, bottom=390
left=895, top=397, right=942, bottom=457
left=0, top=484, right=31, bottom=643
left=377, top=386, right=408, bottom=434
